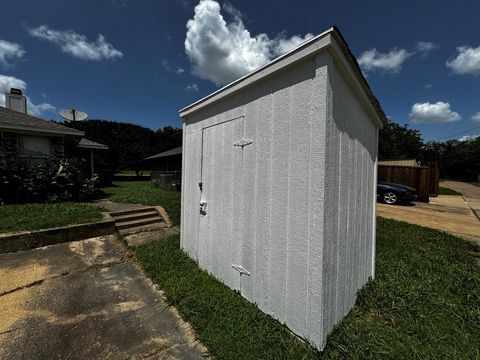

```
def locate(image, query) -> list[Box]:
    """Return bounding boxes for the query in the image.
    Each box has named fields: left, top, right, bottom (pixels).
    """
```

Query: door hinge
left=234, top=139, right=253, bottom=148
left=232, top=264, right=250, bottom=276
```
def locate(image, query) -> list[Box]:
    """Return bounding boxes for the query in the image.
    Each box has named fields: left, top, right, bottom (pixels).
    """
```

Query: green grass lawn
left=101, top=181, right=181, bottom=225
left=471, top=182, right=480, bottom=188
left=439, top=186, right=462, bottom=195
left=135, top=218, right=480, bottom=359
left=0, top=202, right=104, bottom=233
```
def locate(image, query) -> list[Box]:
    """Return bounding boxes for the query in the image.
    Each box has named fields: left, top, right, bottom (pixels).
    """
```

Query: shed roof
left=0, top=106, right=84, bottom=136
left=179, top=26, right=385, bottom=128
left=77, top=138, right=109, bottom=150
left=144, top=146, right=182, bottom=160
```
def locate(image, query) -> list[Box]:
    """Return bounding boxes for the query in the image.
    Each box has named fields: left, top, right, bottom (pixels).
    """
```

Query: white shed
left=179, top=27, right=385, bottom=350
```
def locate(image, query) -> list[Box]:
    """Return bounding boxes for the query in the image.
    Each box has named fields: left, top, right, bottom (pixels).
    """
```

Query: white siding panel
left=267, top=70, right=292, bottom=321
left=305, top=53, right=328, bottom=346
left=254, top=83, right=273, bottom=309
left=241, top=91, right=258, bottom=302
left=285, top=59, right=314, bottom=336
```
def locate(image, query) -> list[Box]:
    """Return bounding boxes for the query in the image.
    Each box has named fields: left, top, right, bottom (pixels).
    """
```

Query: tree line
left=64, top=119, right=182, bottom=175
left=380, top=118, right=480, bottom=182
left=64, top=118, right=479, bottom=181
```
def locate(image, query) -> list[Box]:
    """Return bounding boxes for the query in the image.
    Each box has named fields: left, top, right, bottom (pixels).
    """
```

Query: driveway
left=0, top=236, right=206, bottom=359
left=442, top=180, right=480, bottom=217
left=377, top=194, right=480, bottom=243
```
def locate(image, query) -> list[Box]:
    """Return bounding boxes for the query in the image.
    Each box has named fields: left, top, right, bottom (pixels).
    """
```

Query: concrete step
left=115, top=217, right=164, bottom=230
left=109, top=207, right=156, bottom=217
left=118, top=222, right=168, bottom=235
left=112, top=211, right=159, bottom=222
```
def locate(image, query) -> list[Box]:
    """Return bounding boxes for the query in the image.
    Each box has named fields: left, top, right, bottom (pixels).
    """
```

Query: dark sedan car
left=377, top=182, right=418, bottom=204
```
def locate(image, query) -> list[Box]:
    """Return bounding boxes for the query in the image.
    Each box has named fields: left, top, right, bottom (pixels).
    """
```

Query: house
left=179, top=27, right=384, bottom=350
left=0, top=88, right=108, bottom=177
left=144, top=146, right=182, bottom=187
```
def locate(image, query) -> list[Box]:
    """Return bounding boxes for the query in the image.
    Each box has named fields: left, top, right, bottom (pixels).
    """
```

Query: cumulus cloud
left=27, top=25, right=122, bottom=61
left=471, top=112, right=480, bottom=122
left=446, top=46, right=480, bottom=75
left=185, top=0, right=313, bottom=85
left=185, top=83, right=199, bottom=91
left=358, top=48, right=410, bottom=74
left=0, top=40, right=25, bottom=68
left=415, top=41, right=439, bottom=57
left=176, top=67, right=185, bottom=74
left=0, top=74, right=55, bottom=116
left=409, top=101, right=461, bottom=123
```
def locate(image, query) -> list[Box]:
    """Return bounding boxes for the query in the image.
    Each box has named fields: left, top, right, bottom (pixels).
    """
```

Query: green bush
left=0, top=158, right=99, bottom=204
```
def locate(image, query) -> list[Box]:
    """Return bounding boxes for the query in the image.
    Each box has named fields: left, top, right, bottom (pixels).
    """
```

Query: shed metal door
left=199, top=116, right=245, bottom=288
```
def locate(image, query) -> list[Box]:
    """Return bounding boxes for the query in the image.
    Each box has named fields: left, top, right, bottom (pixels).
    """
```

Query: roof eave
left=0, top=123, right=84, bottom=137
left=76, top=144, right=109, bottom=150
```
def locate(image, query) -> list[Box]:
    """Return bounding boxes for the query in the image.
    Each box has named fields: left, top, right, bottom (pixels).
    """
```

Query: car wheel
left=383, top=192, right=398, bottom=204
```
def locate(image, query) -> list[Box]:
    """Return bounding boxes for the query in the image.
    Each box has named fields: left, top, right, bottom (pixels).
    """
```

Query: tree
left=378, top=119, right=423, bottom=160
left=421, top=138, right=480, bottom=181
left=63, top=120, right=182, bottom=175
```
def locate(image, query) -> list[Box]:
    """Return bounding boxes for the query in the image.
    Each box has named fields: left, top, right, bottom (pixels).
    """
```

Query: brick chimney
left=5, top=88, right=27, bottom=114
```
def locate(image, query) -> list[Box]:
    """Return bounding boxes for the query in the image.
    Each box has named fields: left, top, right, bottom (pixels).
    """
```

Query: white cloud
left=162, top=60, right=185, bottom=75
left=186, top=83, right=199, bottom=91
left=424, top=83, right=433, bottom=89
left=415, top=41, right=439, bottom=57
left=185, top=0, right=313, bottom=85
left=358, top=48, right=410, bottom=74
left=0, top=40, right=25, bottom=68
left=446, top=46, right=480, bottom=75
left=0, top=74, right=55, bottom=116
left=27, top=25, right=122, bottom=61
left=471, top=112, right=480, bottom=122
left=459, top=134, right=479, bottom=142
left=409, top=101, right=461, bottom=123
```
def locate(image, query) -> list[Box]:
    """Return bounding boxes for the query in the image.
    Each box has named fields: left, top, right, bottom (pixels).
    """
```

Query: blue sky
left=0, top=0, right=479, bottom=141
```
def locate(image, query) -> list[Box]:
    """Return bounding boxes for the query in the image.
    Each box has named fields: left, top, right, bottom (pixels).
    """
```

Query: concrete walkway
left=442, top=181, right=480, bottom=218
left=0, top=235, right=206, bottom=359
left=377, top=194, right=480, bottom=244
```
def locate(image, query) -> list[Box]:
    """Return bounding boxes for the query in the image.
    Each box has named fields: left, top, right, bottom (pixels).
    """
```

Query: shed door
left=199, top=116, right=245, bottom=287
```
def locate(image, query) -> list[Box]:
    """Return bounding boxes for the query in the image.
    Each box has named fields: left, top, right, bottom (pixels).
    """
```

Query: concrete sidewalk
left=0, top=235, right=206, bottom=359
left=377, top=194, right=480, bottom=244
left=442, top=181, right=480, bottom=218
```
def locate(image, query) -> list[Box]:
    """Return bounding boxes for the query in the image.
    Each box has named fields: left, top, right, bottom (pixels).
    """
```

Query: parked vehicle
left=377, top=182, right=418, bottom=204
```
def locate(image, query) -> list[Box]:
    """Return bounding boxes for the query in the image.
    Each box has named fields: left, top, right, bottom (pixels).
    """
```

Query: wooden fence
left=377, top=163, right=439, bottom=203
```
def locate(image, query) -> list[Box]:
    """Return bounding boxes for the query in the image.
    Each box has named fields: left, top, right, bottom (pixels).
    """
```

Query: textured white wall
left=181, top=50, right=378, bottom=350
left=321, top=54, right=378, bottom=340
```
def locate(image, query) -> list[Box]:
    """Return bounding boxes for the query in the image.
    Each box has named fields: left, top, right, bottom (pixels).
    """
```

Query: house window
left=18, top=135, right=51, bottom=156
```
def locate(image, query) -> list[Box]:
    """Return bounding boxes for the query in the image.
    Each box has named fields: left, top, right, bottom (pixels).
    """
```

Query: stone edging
left=0, top=213, right=116, bottom=254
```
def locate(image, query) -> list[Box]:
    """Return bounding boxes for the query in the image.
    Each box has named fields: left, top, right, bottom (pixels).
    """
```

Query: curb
left=0, top=213, right=116, bottom=254
left=154, top=206, right=173, bottom=227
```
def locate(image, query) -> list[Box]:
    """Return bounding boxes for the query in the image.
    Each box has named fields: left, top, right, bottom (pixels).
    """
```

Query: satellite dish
left=58, top=108, right=88, bottom=121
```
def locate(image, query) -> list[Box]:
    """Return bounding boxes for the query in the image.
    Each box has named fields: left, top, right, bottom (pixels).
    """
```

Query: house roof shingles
left=0, top=106, right=84, bottom=136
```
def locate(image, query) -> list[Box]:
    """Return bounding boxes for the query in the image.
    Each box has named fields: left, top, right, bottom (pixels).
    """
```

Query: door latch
left=199, top=200, right=207, bottom=215
left=234, top=139, right=253, bottom=148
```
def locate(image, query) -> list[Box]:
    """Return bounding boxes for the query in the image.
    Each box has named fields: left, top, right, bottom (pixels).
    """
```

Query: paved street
left=0, top=235, right=206, bottom=360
